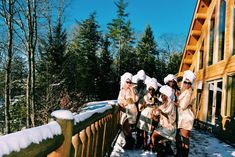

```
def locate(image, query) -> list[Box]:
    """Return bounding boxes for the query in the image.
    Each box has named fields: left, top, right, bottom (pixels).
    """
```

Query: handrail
left=0, top=101, right=120, bottom=157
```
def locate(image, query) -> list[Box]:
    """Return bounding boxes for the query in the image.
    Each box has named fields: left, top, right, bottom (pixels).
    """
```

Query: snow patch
left=0, top=121, right=61, bottom=156
left=231, top=151, right=235, bottom=156
left=85, top=100, right=117, bottom=106
left=51, top=110, right=74, bottom=120
left=74, top=104, right=112, bottom=124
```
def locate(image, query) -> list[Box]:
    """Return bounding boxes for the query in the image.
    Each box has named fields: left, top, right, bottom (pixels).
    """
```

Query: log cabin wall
left=178, top=0, right=235, bottom=141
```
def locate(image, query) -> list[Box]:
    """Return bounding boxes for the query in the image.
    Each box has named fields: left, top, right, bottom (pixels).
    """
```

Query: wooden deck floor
left=110, top=129, right=235, bottom=157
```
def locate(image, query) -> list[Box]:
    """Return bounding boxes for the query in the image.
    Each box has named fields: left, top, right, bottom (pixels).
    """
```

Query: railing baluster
left=90, top=123, right=96, bottom=157
left=80, top=129, right=87, bottom=157
left=101, top=117, right=108, bottom=157
left=86, top=126, right=92, bottom=157
left=94, top=121, right=99, bottom=157
left=72, top=133, right=82, bottom=157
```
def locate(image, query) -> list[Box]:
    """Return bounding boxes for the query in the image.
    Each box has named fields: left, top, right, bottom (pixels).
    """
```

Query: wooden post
left=48, top=118, right=74, bottom=157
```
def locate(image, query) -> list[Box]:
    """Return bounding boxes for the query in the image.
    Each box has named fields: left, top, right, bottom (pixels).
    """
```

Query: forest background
left=0, top=0, right=185, bottom=134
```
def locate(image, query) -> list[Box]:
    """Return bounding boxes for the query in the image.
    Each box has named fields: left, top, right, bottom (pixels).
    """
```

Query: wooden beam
left=186, top=45, right=197, bottom=51
left=191, top=30, right=201, bottom=36
left=196, top=13, right=207, bottom=19
left=183, top=58, right=192, bottom=64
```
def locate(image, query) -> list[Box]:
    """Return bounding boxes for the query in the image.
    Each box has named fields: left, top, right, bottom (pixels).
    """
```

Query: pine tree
left=136, top=25, right=157, bottom=76
left=107, top=0, right=135, bottom=76
left=67, top=12, right=100, bottom=101
left=36, top=18, right=67, bottom=124
left=167, top=52, right=182, bottom=75
left=97, top=35, right=114, bottom=100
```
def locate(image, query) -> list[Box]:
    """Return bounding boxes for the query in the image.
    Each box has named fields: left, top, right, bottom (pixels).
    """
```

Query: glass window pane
left=215, top=82, right=222, bottom=124
left=218, top=0, right=225, bottom=61
left=227, top=76, right=235, bottom=116
left=207, top=83, right=214, bottom=122
left=233, top=6, right=235, bottom=55
left=199, top=41, right=204, bottom=69
left=209, top=11, right=215, bottom=65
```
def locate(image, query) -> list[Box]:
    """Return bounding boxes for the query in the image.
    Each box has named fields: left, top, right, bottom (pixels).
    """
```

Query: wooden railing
left=1, top=101, right=120, bottom=157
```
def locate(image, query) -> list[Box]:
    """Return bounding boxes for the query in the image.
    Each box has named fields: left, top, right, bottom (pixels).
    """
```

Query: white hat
left=120, top=72, right=133, bottom=89
left=132, top=74, right=138, bottom=84
left=183, top=70, right=196, bottom=83
left=152, top=77, right=162, bottom=88
left=144, top=75, right=151, bottom=85
left=159, top=85, right=173, bottom=98
left=137, top=69, right=146, bottom=81
left=164, top=74, right=176, bottom=84
left=147, top=79, right=158, bottom=90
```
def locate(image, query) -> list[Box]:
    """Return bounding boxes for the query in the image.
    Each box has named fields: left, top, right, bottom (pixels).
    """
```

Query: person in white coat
left=118, top=72, right=139, bottom=149
left=137, top=79, right=158, bottom=150
left=151, top=85, right=176, bottom=154
left=133, top=69, right=147, bottom=148
left=175, top=70, right=196, bottom=157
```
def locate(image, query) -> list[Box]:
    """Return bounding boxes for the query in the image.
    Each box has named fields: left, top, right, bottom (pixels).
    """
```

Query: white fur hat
left=132, top=74, right=138, bottom=84
left=120, top=72, right=133, bottom=89
left=137, top=69, right=146, bottom=81
left=164, top=74, right=176, bottom=84
left=159, top=85, right=173, bottom=98
left=147, top=79, right=158, bottom=90
left=152, top=77, right=162, bottom=87
left=183, top=70, right=196, bottom=84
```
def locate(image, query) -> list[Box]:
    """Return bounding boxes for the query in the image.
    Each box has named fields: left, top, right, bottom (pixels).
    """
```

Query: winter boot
left=181, top=136, right=189, bottom=157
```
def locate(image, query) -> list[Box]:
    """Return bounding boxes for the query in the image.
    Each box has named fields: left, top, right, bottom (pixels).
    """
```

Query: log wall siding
left=179, top=0, right=235, bottom=132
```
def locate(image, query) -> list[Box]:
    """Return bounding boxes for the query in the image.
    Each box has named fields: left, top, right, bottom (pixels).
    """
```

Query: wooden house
left=178, top=0, right=235, bottom=143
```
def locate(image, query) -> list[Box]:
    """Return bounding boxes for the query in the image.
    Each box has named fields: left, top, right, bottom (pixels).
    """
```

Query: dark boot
left=156, top=142, right=166, bottom=157
left=175, top=132, right=182, bottom=157
left=123, top=135, right=135, bottom=150
left=181, top=136, right=189, bottom=157
left=136, top=128, right=143, bottom=149
left=165, top=141, right=174, bottom=155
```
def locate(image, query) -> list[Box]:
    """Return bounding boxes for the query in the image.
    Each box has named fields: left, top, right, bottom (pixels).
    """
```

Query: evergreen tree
left=36, top=18, right=67, bottom=124
left=107, top=0, right=136, bottom=76
left=67, top=12, right=100, bottom=101
left=97, top=35, right=114, bottom=100
left=167, top=52, right=182, bottom=75
left=136, top=25, right=157, bottom=76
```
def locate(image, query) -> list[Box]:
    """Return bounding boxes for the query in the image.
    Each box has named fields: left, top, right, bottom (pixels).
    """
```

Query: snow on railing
left=0, top=100, right=119, bottom=157
left=73, top=101, right=114, bottom=124
left=0, top=121, right=61, bottom=157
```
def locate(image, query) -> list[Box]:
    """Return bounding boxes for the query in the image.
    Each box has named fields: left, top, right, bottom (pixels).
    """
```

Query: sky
left=66, top=0, right=197, bottom=40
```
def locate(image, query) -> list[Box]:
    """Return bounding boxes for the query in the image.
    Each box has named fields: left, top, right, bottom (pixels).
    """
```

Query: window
left=215, top=82, right=222, bottom=124
left=218, top=0, right=225, bottom=61
left=233, top=5, right=235, bottom=55
left=209, top=10, right=215, bottom=66
left=196, top=81, right=202, bottom=117
left=227, top=75, right=235, bottom=116
left=199, top=41, right=204, bottom=69
left=207, top=80, right=223, bottom=124
left=207, top=83, right=214, bottom=122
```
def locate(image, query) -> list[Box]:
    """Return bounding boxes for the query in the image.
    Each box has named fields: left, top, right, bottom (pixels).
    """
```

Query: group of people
left=117, top=69, right=196, bottom=157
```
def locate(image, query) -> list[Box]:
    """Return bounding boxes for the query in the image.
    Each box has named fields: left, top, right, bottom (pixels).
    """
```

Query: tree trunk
left=25, top=0, right=37, bottom=128
left=4, top=0, right=14, bottom=134
left=30, top=0, right=37, bottom=127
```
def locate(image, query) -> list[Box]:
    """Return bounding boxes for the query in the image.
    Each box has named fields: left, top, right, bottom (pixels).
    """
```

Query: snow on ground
left=111, top=129, right=235, bottom=157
